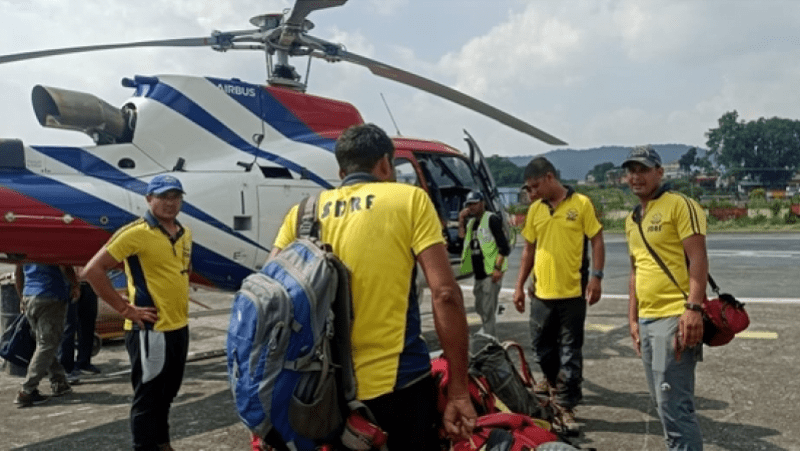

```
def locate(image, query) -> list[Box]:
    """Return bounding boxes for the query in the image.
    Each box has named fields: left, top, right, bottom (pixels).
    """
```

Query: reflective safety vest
left=460, top=212, right=509, bottom=276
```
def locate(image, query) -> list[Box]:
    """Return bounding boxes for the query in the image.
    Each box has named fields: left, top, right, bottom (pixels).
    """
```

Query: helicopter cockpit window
left=415, top=154, right=477, bottom=221
left=394, top=158, right=418, bottom=185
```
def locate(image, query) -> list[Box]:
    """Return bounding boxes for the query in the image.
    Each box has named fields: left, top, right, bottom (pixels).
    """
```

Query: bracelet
left=684, top=302, right=703, bottom=312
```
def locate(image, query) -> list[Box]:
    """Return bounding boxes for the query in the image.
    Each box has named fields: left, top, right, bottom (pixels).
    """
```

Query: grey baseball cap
left=622, top=145, right=662, bottom=168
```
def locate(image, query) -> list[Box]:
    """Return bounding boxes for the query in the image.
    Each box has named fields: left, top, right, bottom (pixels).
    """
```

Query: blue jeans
left=528, top=296, right=586, bottom=409
left=639, top=316, right=703, bottom=451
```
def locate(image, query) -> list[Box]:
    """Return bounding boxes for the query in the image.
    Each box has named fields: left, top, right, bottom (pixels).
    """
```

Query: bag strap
left=633, top=205, right=688, bottom=300
left=501, top=341, right=534, bottom=388
left=633, top=204, right=719, bottom=298
left=296, top=194, right=320, bottom=239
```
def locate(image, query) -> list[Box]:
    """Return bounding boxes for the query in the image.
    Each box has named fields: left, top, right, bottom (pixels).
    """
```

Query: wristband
left=684, top=302, right=703, bottom=312
left=591, top=269, right=604, bottom=280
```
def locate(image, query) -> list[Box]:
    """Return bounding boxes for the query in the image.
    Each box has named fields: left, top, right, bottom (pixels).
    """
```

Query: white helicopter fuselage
left=1, top=73, right=507, bottom=291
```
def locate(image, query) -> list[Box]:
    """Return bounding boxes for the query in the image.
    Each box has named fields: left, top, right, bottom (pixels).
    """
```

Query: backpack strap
left=296, top=194, right=320, bottom=239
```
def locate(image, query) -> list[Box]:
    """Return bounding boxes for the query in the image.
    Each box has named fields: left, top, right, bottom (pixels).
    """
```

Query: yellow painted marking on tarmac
left=738, top=331, right=778, bottom=340
left=586, top=324, right=616, bottom=332
left=467, top=315, right=483, bottom=325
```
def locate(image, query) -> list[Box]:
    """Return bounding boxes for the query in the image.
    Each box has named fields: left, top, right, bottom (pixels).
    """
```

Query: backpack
left=431, top=356, right=508, bottom=417
left=469, top=333, right=554, bottom=423
left=451, top=413, right=559, bottom=451
left=0, top=313, right=35, bottom=368
left=226, top=195, right=356, bottom=451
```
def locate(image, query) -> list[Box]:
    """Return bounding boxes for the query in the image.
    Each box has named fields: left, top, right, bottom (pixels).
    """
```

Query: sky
left=1, top=0, right=799, bottom=159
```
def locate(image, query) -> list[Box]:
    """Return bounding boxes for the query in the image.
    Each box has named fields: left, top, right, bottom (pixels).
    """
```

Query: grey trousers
left=22, top=295, right=68, bottom=393
left=473, top=276, right=502, bottom=337
left=639, top=316, right=703, bottom=451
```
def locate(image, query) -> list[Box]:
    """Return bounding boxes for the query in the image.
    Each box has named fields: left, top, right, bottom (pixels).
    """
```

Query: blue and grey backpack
left=226, top=195, right=356, bottom=450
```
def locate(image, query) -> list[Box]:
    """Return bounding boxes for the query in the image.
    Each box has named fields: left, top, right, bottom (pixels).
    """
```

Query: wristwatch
left=591, top=269, right=604, bottom=280
left=684, top=302, right=704, bottom=313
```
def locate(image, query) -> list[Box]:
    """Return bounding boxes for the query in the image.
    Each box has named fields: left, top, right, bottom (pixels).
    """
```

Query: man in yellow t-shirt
left=270, top=124, right=475, bottom=450
left=82, top=174, right=192, bottom=451
left=512, top=157, right=605, bottom=433
left=624, top=145, right=706, bottom=450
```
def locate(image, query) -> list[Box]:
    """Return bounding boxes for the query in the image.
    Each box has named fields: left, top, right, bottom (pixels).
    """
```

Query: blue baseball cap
left=147, top=174, right=185, bottom=195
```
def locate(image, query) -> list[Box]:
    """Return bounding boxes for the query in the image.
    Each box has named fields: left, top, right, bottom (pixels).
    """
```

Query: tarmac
left=1, top=284, right=797, bottom=450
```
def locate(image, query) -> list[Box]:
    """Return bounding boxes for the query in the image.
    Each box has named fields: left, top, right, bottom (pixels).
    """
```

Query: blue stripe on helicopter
left=205, top=76, right=338, bottom=152
left=29, top=145, right=267, bottom=253
left=2, top=169, right=251, bottom=291
left=143, top=82, right=334, bottom=189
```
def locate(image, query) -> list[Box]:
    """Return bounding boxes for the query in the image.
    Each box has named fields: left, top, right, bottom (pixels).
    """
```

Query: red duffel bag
left=703, top=291, right=750, bottom=347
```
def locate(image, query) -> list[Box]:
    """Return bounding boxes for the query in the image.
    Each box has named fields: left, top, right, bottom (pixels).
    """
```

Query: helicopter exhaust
left=32, top=85, right=130, bottom=144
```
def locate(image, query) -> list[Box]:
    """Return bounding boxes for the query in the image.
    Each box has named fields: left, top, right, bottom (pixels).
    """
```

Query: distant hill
left=506, top=144, right=705, bottom=181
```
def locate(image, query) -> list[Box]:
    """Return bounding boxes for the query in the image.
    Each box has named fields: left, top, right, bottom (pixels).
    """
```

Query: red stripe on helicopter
left=265, top=86, right=364, bottom=140
left=0, top=186, right=110, bottom=265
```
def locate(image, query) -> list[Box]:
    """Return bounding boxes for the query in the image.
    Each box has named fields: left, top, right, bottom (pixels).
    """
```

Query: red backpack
left=431, top=357, right=503, bottom=416
left=451, top=413, right=559, bottom=451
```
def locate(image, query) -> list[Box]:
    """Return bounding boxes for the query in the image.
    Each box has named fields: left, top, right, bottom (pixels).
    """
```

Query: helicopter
left=0, top=0, right=566, bottom=293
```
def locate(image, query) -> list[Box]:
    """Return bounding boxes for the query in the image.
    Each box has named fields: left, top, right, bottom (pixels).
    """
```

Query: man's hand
left=122, top=303, right=159, bottom=330
left=491, top=269, right=503, bottom=284
left=630, top=321, right=641, bottom=357
left=442, top=394, right=477, bottom=442
left=585, top=277, right=602, bottom=305
left=513, top=287, right=526, bottom=313
left=676, top=309, right=703, bottom=360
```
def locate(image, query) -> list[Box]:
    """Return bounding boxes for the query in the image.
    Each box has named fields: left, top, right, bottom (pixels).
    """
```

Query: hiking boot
left=67, top=369, right=82, bottom=385
left=559, top=407, right=580, bottom=434
left=534, top=379, right=552, bottom=396
left=14, top=389, right=49, bottom=408
left=79, top=364, right=102, bottom=375
left=51, top=380, right=73, bottom=397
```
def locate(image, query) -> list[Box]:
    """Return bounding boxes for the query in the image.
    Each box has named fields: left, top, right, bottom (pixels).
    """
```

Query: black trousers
left=125, top=327, right=189, bottom=451
left=362, top=375, right=440, bottom=451
left=59, top=283, right=98, bottom=372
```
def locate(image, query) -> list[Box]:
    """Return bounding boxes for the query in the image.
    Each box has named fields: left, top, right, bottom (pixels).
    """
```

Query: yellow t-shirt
left=273, top=181, right=444, bottom=400
left=106, top=211, right=192, bottom=332
left=625, top=191, right=706, bottom=318
left=521, top=189, right=602, bottom=300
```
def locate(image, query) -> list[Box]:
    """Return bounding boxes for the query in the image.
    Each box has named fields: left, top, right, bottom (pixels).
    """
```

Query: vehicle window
left=394, top=158, right=419, bottom=185
left=417, top=154, right=476, bottom=189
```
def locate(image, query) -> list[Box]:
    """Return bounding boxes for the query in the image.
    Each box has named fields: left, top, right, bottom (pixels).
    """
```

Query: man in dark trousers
left=60, top=276, right=101, bottom=383
left=82, top=174, right=192, bottom=451
left=512, top=157, right=605, bottom=433
left=13, top=264, right=79, bottom=407
left=458, top=191, right=511, bottom=337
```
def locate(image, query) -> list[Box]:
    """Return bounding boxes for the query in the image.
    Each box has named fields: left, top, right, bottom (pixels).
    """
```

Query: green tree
left=586, top=162, right=615, bottom=183
left=706, top=111, right=800, bottom=188
left=486, top=155, right=524, bottom=187
left=678, top=147, right=697, bottom=175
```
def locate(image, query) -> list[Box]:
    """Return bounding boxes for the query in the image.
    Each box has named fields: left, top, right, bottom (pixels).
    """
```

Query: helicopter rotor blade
left=312, top=48, right=567, bottom=145
left=285, top=0, right=348, bottom=28
left=0, top=32, right=254, bottom=65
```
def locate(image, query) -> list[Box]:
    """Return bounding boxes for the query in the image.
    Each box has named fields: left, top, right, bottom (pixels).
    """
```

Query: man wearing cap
left=512, top=156, right=605, bottom=433
left=82, top=174, right=192, bottom=451
left=458, top=191, right=511, bottom=337
left=623, top=145, right=706, bottom=450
